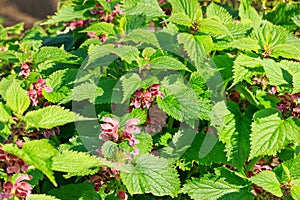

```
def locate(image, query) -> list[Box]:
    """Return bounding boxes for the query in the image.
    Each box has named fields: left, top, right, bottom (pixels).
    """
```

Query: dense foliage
left=1, top=0, right=300, bottom=199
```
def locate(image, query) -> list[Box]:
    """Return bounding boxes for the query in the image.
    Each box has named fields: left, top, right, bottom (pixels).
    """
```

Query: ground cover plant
left=1, top=0, right=300, bottom=199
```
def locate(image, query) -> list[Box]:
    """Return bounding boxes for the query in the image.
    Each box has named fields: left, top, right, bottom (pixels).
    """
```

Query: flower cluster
left=0, top=146, right=29, bottom=175
left=130, top=84, right=164, bottom=109
left=18, top=63, right=31, bottom=78
left=276, top=92, right=300, bottom=118
left=68, top=19, right=91, bottom=30
left=27, top=78, right=53, bottom=106
left=90, top=3, right=124, bottom=23
left=89, top=167, right=127, bottom=200
left=99, top=117, right=140, bottom=148
left=0, top=174, right=32, bottom=200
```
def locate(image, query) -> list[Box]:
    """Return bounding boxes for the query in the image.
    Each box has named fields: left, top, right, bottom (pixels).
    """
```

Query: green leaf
left=291, top=182, right=300, bottom=200
left=22, top=105, right=77, bottom=129
left=249, top=170, right=283, bottom=197
left=206, top=2, right=232, bottom=24
left=226, top=22, right=253, bottom=39
left=182, top=176, right=244, bottom=200
left=80, top=191, right=101, bottom=200
left=124, top=14, right=147, bottom=31
left=293, top=72, right=300, bottom=93
left=2, top=139, right=58, bottom=186
left=150, top=56, right=190, bottom=71
left=160, top=129, right=195, bottom=159
left=111, top=45, right=140, bottom=64
left=34, top=46, right=76, bottom=63
left=157, top=81, right=210, bottom=121
left=52, top=150, right=100, bottom=178
left=218, top=102, right=252, bottom=170
left=0, top=76, right=18, bottom=97
left=29, top=194, right=60, bottom=200
left=182, top=133, right=227, bottom=167
left=264, top=3, right=300, bottom=31
left=83, top=44, right=116, bottom=69
left=188, top=71, right=209, bottom=98
left=72, top=82, right=104, bottom=103
left=42, top=6, right=87, bottom=25
left=260, top=59, right=291, bottom=86
left=167, top=13, right=193, bottom=27
left=198, top=19, right=232, bottom=36
left=120, top=73, right=143, bottom=103
left=292, top=15, right=300, bottom=27
left=48, top=182, right=97, bottom=200
left=229, top=38, right=260, bottom=51
left=271, top=44, right=300, bottom=60
left=95, top=78, right=118, bottom=104
left=253, top=22, right=287, bottom=51
left=284, top=153, right=300, bottom=180
left=250, top=109, right=300, bottom=159
left=81, top=22, right=115, bottom=35
left=0, top=103, right=11, bottom=123
left=168, top=0, right=202, bottom=22
left=232, top=54, right=263, bottom=85
left=125, top=29, right=160, bottom=48
left=195, top=35, right=214, bottom=53
left=135, top=132, right=153, bottom=155
left=4, top=82, right=30, bottom=115
left=126, top=0, right=165, bottom=20
left=239, top=0, right=261, bottom=26
left=121, top=154, right=180, bottom=197
left=177, top=33, right=207, bottom=70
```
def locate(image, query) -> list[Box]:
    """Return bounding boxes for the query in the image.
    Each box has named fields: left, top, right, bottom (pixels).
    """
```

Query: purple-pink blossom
left=0, top=174, right=32, bottom=200
left=130, top=84, right=164, bottom=109
left=99, top=117, right=119, bottom=142
left=27, top=78, right=53, bottom=106
left=18, top=63, right=31, bottom=78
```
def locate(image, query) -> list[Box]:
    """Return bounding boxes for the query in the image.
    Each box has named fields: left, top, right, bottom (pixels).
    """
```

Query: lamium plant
left=0, top=0, right=300, bottom=199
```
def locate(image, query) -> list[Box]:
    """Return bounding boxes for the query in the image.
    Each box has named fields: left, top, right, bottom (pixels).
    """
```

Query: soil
left=0, top=0, right=57, bottom=28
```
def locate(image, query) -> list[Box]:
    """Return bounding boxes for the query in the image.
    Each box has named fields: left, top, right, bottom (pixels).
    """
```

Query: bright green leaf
left=4, top=82, right=30, bottom=115
left=249, top=170, right=283, bottom=197
left=121, top=154, right=180, bottom=197
left=22, top=105, right=77, bottom=129
left=52, top=150, right=100, bottom=178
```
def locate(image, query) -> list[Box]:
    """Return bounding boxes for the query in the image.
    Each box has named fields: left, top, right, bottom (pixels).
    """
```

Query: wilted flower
left=276, top=92, right=300, bottom=118
left=145, top=105, right=168, bottom=134
left=117, top=190, right=128, bottom=200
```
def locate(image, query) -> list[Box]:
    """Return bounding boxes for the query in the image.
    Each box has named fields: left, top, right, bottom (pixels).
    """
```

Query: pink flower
left=87, top=31, right=97, bottom=38
left=125, top=118, right=140, bottom=134
left=14, top=174, right=32, bottom=198
left=100, top=117, right=119, bottom=141
left=27, top=78, right=52, bottom=106
left=0, top=175, right=32, bottom=199
left=130, top=84, right=164, bottom=109
left=148, top=84, right=164, bottom=98
left=122, top=118, right=140, bottom=146
left=18, top=63, right=31, bottom=78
